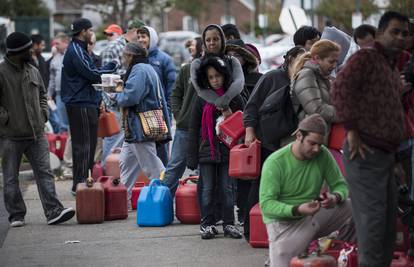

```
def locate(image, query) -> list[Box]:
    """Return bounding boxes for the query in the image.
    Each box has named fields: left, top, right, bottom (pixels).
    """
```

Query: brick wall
left=167, top=0, right=253, bottom=33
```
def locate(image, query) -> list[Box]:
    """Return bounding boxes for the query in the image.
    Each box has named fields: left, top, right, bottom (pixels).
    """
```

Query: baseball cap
left=128, top=18, right=146, bottom=29
left=103, top=24, right=123, bottom=35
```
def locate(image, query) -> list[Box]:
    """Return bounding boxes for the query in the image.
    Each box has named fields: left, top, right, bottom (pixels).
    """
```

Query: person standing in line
left=293, top=26, right=321, bottom=51
left=0, top=32, right=75, bottom=227
left=331, top=11, right=409, bottom=267
left=109, top=43, right=171, bottom=206
left=163, top=37, right=203, bottom=195
left=100, top=19, right=144, bottom=166
left=61, top=18, right=117, bottom=195
left=47, top=33, right=70, bottom=134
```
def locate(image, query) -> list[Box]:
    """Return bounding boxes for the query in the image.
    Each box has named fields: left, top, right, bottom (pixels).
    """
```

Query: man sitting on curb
left=259, top=114, right=354, bottom=267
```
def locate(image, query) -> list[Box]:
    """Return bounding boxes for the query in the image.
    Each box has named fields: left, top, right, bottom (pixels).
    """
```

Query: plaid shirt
left=101, top=36, right=127, bottom=74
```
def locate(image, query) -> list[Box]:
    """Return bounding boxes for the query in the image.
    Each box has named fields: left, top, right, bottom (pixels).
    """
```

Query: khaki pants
left=266, top=200, right=354, bottom=267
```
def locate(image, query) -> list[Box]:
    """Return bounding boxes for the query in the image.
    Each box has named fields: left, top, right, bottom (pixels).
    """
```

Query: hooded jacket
left=291, top=61, right=336, bottom=124
left=143, top=26, right=176, bottom=112
left=114, top=63, right=172, bottom=144
left=190, top=24, right=245, bottom=109
left=61, top=38, right=117, bottom=107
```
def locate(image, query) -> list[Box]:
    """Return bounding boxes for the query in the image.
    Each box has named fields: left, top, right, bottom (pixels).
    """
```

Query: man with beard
left=61, top=18, right=117, bottom=195
left=259, top=114, right=353, bottom=267
left=0, top=32, right=75, bottom=227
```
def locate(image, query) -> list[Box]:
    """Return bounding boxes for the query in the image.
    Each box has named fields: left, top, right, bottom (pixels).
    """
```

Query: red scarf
left=201, top=87, right=225, bottom=159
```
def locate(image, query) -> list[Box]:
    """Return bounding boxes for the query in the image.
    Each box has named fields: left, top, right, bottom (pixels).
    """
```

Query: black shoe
left=223, top=224, right=243, bottom=239
left=200, top=225, right=216, bottom=240
left=47, top=207, right=75, bottom=225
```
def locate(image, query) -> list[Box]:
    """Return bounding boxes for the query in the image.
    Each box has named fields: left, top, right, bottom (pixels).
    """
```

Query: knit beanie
left=71, top=18, right=93, bottom=35
left=293, top=114, right=328, bottom=136
left=6, top=32, right=32, bottom=54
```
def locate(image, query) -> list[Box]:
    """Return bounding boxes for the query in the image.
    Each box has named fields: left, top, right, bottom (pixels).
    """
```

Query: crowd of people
left=0, top=9, right=413, bottom=267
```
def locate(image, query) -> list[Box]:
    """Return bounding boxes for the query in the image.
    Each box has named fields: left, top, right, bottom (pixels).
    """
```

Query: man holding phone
left=259, top=114, right=354, bottom=267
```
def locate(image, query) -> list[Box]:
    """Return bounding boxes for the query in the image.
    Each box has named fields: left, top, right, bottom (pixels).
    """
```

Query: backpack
left=258, top=84, right=299, bottom=145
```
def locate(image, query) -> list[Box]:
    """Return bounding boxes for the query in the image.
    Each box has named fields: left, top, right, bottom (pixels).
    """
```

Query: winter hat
left=6, top=32, right=32, bottom=54
left=293, top=114, right=328, bottom=136
left=245, top=43, right=262, bottom=64
left=124, top=42, right=147, bottom=57
left=71, top=18, right=92, bottom=35
left=128, top=18, right=146, bottom=29
left=225, top=39, right=258, bottom=72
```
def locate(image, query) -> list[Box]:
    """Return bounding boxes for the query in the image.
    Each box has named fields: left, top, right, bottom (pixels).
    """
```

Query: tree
left=316, top=0, right=378, bottom=33
left=387, top=0, right=414, bottom=18
left=0, top=0, right=49, bottom=17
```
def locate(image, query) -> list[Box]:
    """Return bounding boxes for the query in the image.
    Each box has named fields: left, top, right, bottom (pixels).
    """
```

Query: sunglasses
left=104, top=32, right=114, bottom=37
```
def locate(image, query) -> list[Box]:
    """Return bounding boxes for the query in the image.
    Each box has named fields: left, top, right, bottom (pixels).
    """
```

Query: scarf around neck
left=201, top=87, right=225, bottom=159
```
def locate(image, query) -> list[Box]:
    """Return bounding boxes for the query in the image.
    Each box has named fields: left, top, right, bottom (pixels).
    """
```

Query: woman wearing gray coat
left=291, top=39, right=341, bottom=125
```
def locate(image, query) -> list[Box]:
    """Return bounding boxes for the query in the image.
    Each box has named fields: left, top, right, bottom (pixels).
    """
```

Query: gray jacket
left=47, top=52, right=64, bottom=97
left=0, top=57, right=48, bottom=139
left=291, top=61, right=336, bottom=124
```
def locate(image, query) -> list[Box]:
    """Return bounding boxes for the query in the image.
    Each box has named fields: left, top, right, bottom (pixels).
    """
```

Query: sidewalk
left=0, top=179, right=267, bottom=267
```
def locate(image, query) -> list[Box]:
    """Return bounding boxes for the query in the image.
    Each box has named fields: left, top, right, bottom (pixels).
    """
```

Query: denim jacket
left=114, top=63, right=172, bottom=143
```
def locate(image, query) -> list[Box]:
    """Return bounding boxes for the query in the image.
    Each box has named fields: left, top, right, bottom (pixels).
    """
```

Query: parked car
left=258, top=35, right=294, bottom=73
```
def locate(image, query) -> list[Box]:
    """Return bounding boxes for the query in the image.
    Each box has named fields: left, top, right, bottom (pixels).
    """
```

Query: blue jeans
left=162, top=129, right=188, bottom=195
left=55, top=94, right=68, bottom=132
left=102, top=109, right=124, bottom=166
left=198, top=162, right=235, bottom=227
left=1, top=137, right=64, bottom=222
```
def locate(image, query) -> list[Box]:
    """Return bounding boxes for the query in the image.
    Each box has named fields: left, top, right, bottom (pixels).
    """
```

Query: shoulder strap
left=155, top=76, right=163, bottom=108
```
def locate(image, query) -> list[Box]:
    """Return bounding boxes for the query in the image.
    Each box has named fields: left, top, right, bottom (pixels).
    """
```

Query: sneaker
left=223, top=224, right=243, bottom=239
left=10, top=220, right=25, bottom=227
left=47, top=207, right=75, bottom=225
left=200, top=225, right=216, bottom=240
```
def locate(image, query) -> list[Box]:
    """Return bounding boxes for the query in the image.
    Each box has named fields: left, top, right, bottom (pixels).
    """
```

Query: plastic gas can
left=175, top=176, right=200, bottom=224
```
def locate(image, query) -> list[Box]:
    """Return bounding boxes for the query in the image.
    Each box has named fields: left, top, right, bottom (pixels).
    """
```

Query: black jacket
left=243, top=68, right=290, bottom=151
left=187, top=94, right=244, bottom=169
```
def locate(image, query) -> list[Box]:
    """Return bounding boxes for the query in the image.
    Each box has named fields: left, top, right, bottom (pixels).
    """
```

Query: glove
left=186, top=159, right=198, bottom=171
left=214, top=95, right=231, bottom=110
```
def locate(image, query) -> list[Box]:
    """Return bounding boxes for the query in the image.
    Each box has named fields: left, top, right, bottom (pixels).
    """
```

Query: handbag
left=97, top=108, right=120, bottom=138
left=137, top=77, right=168, bottom=141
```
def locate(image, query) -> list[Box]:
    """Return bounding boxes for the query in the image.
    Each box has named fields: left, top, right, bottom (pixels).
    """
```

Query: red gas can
left=76, top=178, right=105, bottom=224
left=229, top=140, right=261, bottom=179
left=218, top=110, right=245, bottom=149
left=97, top=176, right=128, bottom=221
left=45, top=133, right=57, bottom=155
left=328, top=124, right=346, bottom=150
left=55, top=133, right=68, bottom=160
left=175, top=176, right=200, bottom=224
left=92, top=162, right=104, bottom=181
left=131, top=182, right=146, bottom=210
left=249, top=203, right=269, bottom=248
left=105, top=148, right=121, bottom=178
left=391, top=251, right=414, bottom=267
left=291, top=254, right=336, bottom=267
left=396, top=217, right=410, bottom=252
left=328, top=148, right=345, bottom=176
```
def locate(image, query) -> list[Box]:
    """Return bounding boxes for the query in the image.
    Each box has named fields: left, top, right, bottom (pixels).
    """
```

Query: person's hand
left=47, top=96, right=52, bottom=101
left=221, top=108, right=232, bottom=118
left=245, top=127, right=256, bottom=146
left=347, top=130, right=373, bottom=160
left=214, top=95, right=230, bottom=109
left=318, top=192, right=338, bottom=209
left=297, top=201, right=320, bottom=216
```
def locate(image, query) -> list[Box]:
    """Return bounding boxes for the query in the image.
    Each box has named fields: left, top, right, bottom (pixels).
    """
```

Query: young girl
left=187, top=56, right=244, bottom=240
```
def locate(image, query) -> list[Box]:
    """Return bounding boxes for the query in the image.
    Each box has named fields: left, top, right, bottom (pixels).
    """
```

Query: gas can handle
left=182, top=176, right=198, bottom=184
left=149, top=178, right=161, bottom=194
left=134, top=182, right=146, bottom=187
left=97, top=176, right=111, bottom=183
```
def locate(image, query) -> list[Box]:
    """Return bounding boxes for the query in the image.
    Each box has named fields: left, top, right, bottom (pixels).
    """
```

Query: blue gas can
left=137, top=179, right=173, bottom=227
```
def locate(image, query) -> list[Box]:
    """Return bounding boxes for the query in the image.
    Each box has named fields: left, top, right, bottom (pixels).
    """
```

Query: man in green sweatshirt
left=259, top=114, right=354, bottom=267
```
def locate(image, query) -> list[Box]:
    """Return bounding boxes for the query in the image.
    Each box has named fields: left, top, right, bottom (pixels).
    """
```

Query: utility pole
left=225, top=0, right=231, bottom=24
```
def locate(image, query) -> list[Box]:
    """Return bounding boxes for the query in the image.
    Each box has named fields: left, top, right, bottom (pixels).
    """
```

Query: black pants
left=66, top=106, right=98, bottom=192
left=243, top=146, right=275, bottom=240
